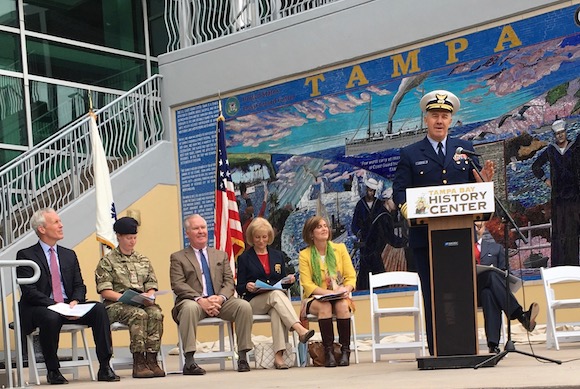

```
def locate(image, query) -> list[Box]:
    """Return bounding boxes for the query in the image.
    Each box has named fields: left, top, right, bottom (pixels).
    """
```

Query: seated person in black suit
left=16, top=208, right=119, bottom=385
left=475, top=221, right=539, bottom=354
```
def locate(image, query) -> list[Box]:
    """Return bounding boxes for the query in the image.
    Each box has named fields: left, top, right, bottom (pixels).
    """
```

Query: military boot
left=132, top=352, right=154, bottom=378
left=146, top=352, right=166, bottom=377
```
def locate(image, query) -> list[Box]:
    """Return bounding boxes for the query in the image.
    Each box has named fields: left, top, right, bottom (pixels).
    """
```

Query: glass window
left=30, top=81, right=122, bottom=145
left=148, top=0, right=169, bottom=57
left=0, top=149, right=22, bottom=167
left=27, top=38, right=147, bottom=90
left=0, top=76, right=26, bottom=146
left=0, top=31, right=21, bottom=72
left=24, top=0, right=145, bottom=54
left=0, top=0, right=18, bottom=27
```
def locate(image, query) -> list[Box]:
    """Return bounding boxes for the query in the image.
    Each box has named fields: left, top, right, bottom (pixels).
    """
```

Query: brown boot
left=318, top=318, right=337, bottom=368
left=337, top=318, right=351, bottom=367
left=132, top=352, right=155, bottom=378
left=146, top=352, right=166, bottom=377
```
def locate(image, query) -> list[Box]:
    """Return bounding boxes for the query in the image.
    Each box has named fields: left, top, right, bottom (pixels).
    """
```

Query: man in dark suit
left=170, top=214, right=253, bottom=375
left=475, top=222, right=539, bottom=354
left=393, top=90, right=495, bottom=354
left=16, top=208, right=119, bottom=384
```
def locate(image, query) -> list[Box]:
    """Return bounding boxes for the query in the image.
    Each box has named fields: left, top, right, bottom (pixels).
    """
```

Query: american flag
left=214, top=105, right=245, bottom=275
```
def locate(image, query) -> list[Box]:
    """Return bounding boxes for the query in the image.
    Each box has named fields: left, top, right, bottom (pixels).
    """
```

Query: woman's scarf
left=300, top=242, right=355, bottom=325
left=310, top=241, right=337, bottom=287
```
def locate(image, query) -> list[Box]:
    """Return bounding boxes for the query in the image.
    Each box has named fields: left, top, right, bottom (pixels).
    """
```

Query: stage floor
left=17, top=341, right=580, bottom=389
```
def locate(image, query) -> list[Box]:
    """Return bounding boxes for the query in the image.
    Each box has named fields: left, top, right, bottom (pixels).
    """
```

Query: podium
left=406, top=182, right=495, bottom=368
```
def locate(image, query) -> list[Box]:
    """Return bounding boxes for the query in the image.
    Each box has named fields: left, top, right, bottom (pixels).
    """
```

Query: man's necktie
left=49, top=247, right=64, bottom=303
left=199, top=250, right=215, bottom=296
left=474, top=242, right=481, bottom=265
left=437, top=142, right=445, bottom=163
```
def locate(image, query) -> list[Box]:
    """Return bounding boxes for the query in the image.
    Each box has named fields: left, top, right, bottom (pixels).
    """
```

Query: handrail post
left=0, top=260, right=41, bottom=388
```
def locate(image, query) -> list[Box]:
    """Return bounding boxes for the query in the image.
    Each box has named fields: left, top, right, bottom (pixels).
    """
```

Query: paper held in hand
left=255, top=279, right=283, bottom=290
left=312, top=292, right=346, bottom=302
left=255, top=276, right=292, bottom=291
left=48, top=302, right=95, bottom=317
left=117, top=289, right=170, bottom=307
left=476, top=264, right=522, bottom=293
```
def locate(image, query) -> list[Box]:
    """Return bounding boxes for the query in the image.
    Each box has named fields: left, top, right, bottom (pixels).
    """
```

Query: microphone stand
left=460, top=155, right=561, bottom=368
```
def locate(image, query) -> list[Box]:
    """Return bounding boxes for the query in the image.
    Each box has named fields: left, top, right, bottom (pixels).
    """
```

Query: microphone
left=455, top=147, right=481, bottom=157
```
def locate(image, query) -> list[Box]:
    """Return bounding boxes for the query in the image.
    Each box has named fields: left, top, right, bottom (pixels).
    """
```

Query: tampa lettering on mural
left=306, top=26, right=522, bottom=97
left=224, top=6, right=579, bottom=116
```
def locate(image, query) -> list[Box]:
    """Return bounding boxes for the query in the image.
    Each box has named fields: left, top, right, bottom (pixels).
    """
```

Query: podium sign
left=407, top=182, right=495, bottom=359
left=406, top=182, right=494, bottom=220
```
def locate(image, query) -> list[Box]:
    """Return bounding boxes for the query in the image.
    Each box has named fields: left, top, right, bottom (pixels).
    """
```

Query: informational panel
left=175, top=101, right=218, bottom=245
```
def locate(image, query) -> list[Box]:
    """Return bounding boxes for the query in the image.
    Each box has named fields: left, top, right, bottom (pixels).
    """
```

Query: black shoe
left=488, top=345, right=500, bottom=354
left=299, top=329, right=315, bottom=344
left=183, top=362, right=206, bottom=375
left=47, top=370, right=68, bottom=385
left=237, top=359, right=250, bottom=372
left=519, top=302, right=539, bottom=332
left=97, top=366, right=120, bottom=382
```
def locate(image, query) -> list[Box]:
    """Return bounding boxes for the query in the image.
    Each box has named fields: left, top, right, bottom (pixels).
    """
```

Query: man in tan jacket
left=170, top=214, right=253, bottom=375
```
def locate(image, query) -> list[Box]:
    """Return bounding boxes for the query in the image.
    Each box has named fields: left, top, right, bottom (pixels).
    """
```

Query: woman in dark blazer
left=237, top=217, right=314, bottom=369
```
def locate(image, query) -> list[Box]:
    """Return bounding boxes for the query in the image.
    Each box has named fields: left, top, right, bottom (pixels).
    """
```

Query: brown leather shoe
left=183, top=362, right=206, bottom=375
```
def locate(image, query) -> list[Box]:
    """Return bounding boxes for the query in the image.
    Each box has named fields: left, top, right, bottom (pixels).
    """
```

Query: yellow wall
left=74, top=184, right=182, bottom=347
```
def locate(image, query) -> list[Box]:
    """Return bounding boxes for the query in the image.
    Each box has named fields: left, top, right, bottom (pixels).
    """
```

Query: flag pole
left=214, top=93, right=245, bottom=277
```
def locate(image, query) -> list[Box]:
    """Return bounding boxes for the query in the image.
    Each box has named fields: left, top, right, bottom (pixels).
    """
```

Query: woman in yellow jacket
left=299, top=215, right=356, bottom=367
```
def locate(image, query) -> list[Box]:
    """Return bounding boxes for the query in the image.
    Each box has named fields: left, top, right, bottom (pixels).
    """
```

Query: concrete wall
left=159, top=0, right=565, bottom=114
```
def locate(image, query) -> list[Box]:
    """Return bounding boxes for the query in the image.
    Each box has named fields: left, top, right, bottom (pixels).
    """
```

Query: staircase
left=0, top=75, right=165, bottom=253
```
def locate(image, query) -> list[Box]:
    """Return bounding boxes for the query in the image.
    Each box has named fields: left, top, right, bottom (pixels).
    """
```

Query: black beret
left=113, top=217, right=138, bottom=234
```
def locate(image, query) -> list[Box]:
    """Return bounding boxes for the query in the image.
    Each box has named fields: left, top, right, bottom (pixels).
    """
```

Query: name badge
left=415, top=160, right=428, bottom=165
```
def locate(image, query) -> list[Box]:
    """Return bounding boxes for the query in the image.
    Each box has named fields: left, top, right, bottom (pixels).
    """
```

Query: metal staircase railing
left=0, top=75, right=164, bottom=251
left=165, top=0, right=341, bottom=50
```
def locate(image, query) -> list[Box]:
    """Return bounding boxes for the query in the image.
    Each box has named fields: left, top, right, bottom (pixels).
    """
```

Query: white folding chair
left=369, top=271, right=426, bottom=362
left=175, top=317, right=237, bottom=372
left=540, top=266, right=580, bottom=350
left=26, top=325, right=96, bottom=385
left=250, top=290, right=300, bottom=368
left=300, top=285, right=359, bottom=364
left=109, top=321, right=166, bottom=371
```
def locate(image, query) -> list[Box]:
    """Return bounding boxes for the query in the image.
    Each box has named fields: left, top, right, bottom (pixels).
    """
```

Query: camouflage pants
left=106, top=303, right=164, bottom=353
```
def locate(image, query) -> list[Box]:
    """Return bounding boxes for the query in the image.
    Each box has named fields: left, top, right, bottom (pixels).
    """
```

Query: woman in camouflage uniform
left=95, top=217, right=165, bottom=378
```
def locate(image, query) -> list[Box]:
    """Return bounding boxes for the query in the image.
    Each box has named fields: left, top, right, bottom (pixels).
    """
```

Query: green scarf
left=310, top=242, right=337, bottom=287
